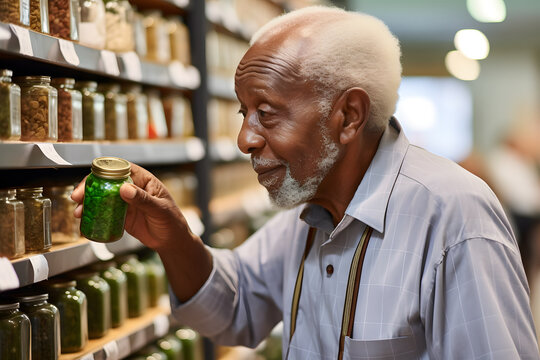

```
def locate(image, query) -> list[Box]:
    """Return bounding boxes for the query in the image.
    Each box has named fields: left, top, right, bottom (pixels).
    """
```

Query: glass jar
left=91, top=260, right=128, bottom=328
left=117, top=254, right=148, bottom=318
left=29, top=0, right=48, bottom=33
left=46, top=279, right=88, bottom=353
left=75, top=81, right=105, bottom=140
left=133, top=11, right=147, bottom=58
left=44, top=185, right=79, bottom=243
left=49, top=0, right=80, bottom=40
left=140, top=255, right=166, bottom=307
left=167, top=17, right=190, bottom=66
left=72, top=270, right=111, bottom=339
left=147, top=89, right=168, bottom=139
left=163, top=94, right=193, bottom=139
left=0, top=0, right=30, bottom=27
left=0, top=301, right=31, bottom=360
left=17, top=293, right=61, bottom=360
left=137, top=345, right=168, bottom=360
left=175, top=328, right=204, bottom=360
left=0, top=189, right=25, bottom=259
left=123, top=84, right=148, bottom=139
left=79, top=0, right=106, bottom=49
left=143, top=11, right=170, bottom=64
left=157, top=334, right=183, bottom=360
left=16, top=187, right=52, bottom=253
left=0, top=69, right=21, bottom=140
left=80, top=157, right=132, bottom=242
left=98, top=83, right=128, bottom=140
left=104, top=0, right=134, bottom=52
left=15, top=75, right=58, bottom=142
left=51, top=78, right=83, bottom=142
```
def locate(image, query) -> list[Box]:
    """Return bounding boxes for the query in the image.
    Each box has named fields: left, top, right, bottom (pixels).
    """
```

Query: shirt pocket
left=343, top=335, right=418, bottom=360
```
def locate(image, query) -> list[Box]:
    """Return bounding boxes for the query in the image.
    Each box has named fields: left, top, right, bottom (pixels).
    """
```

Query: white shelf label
left=36, top=143, right=72, bottom=165
left=80, top=354, right=95, bottom=360
left=90, top=242, right=114, bottom=261
left=103, top=340, right=119, bottom=360
left=184, top=66, right=201, bottom=89
left=168, top=61, right=185, bottom=87
left=10, top=25, right=33, bottom=56
left=59, top=39, right=80, bottom=66
left=116, top=337, right=131, bottom=358
left=0, top=257, right=20, bottom=291
left=28, top=255, right=49, bottom=282
left=185, top=138, right=205, bottom=161
left=153, top=314, right=170, bottom=337
left=121, top=52, right=142, bottom=81
left=100, top=50, right=120, bottom=76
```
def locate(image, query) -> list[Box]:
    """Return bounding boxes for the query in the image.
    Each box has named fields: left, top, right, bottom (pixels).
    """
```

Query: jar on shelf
left=104, top=0, right=134, bottom=52
left=49, top=0, right=80, bottom=40
left=0, top=0, right=31, bottom=27
left=51, top=78, right=83, bottom=142
left=136, top=345, right=168, bottom=360
left=16, top=186, right=52, bottom=253
left=157, top=334, right=184, bottom=360
left=98, top=83, right=128, bottom=140
left=167, top=17, right=191, bottom=66
left=0, top=69, right=21, bottom=140
left=90, top=260, right=128, bottom=328
left=147, top=89, right=168, bottom=139
left=44, top=185, right=79, bottom=243
left=0, top=301, right=31, bottom=360
left=79, top=0, right=106, bottom=49
left=75, top=81, right=105, bottom=140
left=133, top=11, right=147, bottom=58
left=175, top=328, right=204, bottom=360
left=117, top=254, right=148, bottom=318
left=80, top=157, right=132, bottom=242
left=0, top=189, right=25, bottom=259
left=46, top=278, right=88, bottom=353
left=71, top=270, right=111, bottom=339
left=143, top=11, right=170, bottom=64
left=15, top=75, right=58, bottom=142
left=16, top=293, right=61, bottom=360
left=123, top=83, right=148, bottom=139
left=29, top=0, right=49, bottom=33
left=163, top=94, right=193, bottom=139
left=139, top=253, right=166, bottom=307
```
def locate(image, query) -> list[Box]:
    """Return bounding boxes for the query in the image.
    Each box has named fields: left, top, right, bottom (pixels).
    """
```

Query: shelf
left=210, top=186, right=272, bottom=227
left=210, top=138, right=249, bottom=162
left=0, top=22, right=200, bottom=91
left=130, top=0, right=190, bottom=15
left=208, top=74, right=236, bottom=100
left=0, top=137, right=206, bottom=169
left=206, top=3, right=253, bottom=42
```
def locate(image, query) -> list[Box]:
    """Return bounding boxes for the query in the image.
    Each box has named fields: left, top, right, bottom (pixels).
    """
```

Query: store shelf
left=0, top=137, right=205, bottom=169
left=206, top=3, right=253, bottom=41
left=210, top=186, right=272, bottom=227
left=210, top=138, right=248, bottom=162
left=208, top=75, right=236, bottom=100
left=130, top=0, right=190, bottom=15
left=0, top=22, right=200, bottom=91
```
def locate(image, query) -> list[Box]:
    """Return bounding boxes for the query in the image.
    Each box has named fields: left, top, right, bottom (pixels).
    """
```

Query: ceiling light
left=454, top=29, right=490, bottom=60
left=445, top=50, right=480, bottom=81
left=467, top=0, right=506, bottom=23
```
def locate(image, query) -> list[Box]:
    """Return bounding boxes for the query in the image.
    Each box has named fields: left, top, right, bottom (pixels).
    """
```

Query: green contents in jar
left=0, top=189, right=25, bottom=259
left=17, top=187, right=52, bottom=254
left=158, top=334, right=184, bottom=360
left=76, top=81, right=105, bottom=140
left=141, top=256, right=166, bottom=307
left=0, top=301, right=31, bottom=360
left=175, top=328, right=203, bottom=360
left=80, top=157, right=132, bottom=243
left=92, top=261, right=128, bottom=328
left=118, top=254, right=148, bottom=318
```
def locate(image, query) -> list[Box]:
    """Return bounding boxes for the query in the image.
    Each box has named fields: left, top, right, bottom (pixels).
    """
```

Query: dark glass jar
left=72, top=270, right=111, bottom=339
left=18, top=293, right=61, bottom=360
left=0, top=69, right=21, bottom=140
left=80, top=157, right=132, bottom=243
left=46, top=279, right=88, bottom=353
left=0, top=189, right=25, bottom=259
left=16, top=187, right=52, bottom=253
left=98, top=83, right=128, bottom=141
left=44, top=185, right=79, bottom=243
left=175, top=328, right=203, bottom=360
left=137, top=345, right=168, bottom=360
left=140, top=255, right=166, bottom=307
left=75, top=81, right=105, bottom=140
left=157, top=334, right=184, bottom=360
left=91, top=260, right=128, bottom=328
left=0, top=301, right=31, bottom=360
left=123, top=84, right=148, bottom=139
left=117, top=254, right=148, bottom=318
left=51, top=78, right=83, bottom=142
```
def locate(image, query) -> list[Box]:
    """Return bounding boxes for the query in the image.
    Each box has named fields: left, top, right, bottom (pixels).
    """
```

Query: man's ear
left=332, top=88, right=370, bottom=145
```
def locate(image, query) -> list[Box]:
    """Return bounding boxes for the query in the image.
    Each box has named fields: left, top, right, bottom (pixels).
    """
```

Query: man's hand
left=72, top=162, right=213, bottom=302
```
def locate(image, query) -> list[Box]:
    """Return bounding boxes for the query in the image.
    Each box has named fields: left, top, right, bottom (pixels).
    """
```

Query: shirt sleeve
left=425, top=237, right=539, bottom=359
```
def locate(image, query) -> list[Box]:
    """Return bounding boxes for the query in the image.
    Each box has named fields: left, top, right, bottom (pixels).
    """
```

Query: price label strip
left=10, top=25, right=33, bottom=56
left=58, top=39, right=80, bottom=66
left=121, top=52, right=143, bottom=81
left=36, top=143, right=72, bottom=166
left=28, top=254, right=49, bottom=282
left=116, top=337, right=131, bottom=359
left=90, top=242, right=115, bottom=261
left=0, top=257, right=20, bottom=291
left=80, top=354, right=95, bottom=360
left=153, top=314, right=170, bottom=338
left=103, top=340, right=119, bottom=360
left=100, top=50, right=120, bottom=76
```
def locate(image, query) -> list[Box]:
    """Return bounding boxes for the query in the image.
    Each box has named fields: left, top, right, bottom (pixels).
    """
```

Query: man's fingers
left=71, top=175, right=88, bottom=203
left=120, top=183, right=164, bottom=214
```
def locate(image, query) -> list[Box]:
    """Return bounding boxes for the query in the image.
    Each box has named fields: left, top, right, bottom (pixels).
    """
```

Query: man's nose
left=237, top=117, right=265, bottom=154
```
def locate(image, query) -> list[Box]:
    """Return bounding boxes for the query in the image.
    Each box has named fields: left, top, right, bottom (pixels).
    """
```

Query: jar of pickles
left=0, top=301, right=31, bottom=360
left=91, top=260, right=128, bottom=328
left=79, top=0, right=106, bottom=49
left=17, top=187, right=52, bottom=253
left=80, top=157, right=132, bottom=242
left=158, top=334, right=184, bottom=360
left=99, top=83, right=128, bottom=140
left=123, top=84, right=148, bottom=139
left=72, top=270, right=111, bottom=339
left=140, top=254, right=166, bottom=307
left=0, top=189, right=25, bottom=259
left=15, top=75, right=58, bottom=142
left=49, top=0, right=80, bottom=40
left=117, top=254, right=148, bottom=318
left=0, top=69, right=21, bottom=140
left=75, top=81, right=105, bottom=140
left=175, top=328, right=204, bottom=360
left=104, top=0, right=135, bottom=52
left=46, top=279, right=88, bottom=353
left=29, top=0, right=49, bottom=33
left=17, top=293, right=61, bottom=360
left=51, top=78, right=83, bottom=142
left=44, top=185, right=79, bottom=243
left=0, top=0, right=30, bottom=27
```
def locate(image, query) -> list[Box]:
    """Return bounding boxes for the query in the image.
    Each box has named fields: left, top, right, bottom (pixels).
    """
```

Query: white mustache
left=251, top=157, right=283, bottom=169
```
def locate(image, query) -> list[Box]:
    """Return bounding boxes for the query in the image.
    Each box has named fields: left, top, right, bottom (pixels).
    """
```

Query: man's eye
left=257, top=109, right=267, bottom=117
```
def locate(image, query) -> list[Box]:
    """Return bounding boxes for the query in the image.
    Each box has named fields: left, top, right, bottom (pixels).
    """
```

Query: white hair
left=250, top=6, right=402, bottom=131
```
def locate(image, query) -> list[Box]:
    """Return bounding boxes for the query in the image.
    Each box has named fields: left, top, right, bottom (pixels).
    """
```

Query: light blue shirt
left=172, top=118, right=539, bottom=359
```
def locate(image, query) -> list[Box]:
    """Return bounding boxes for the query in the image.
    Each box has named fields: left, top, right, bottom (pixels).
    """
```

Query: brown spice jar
left=16, top=187, right=52, bottom=254
left=0, top=0, right=30, bottom=27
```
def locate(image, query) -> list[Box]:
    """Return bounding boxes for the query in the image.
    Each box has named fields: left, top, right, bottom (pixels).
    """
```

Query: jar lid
left=76, top=81, right=98, bottom=89
left=0, top=69, right=13, bottom=77
left=0, top=189, right=16, bottom=196
left=16, top=293, right=49, bottom=303
left=98, top=83, right=121, bottom=93
left=0, top=301, right=19, bottom=310
left=51, top=77, right=75, bottom=87
left=46, top=279, right=77, bottom=288
left=13, top=75, right=51, bottom=84
left=70, top=269, right=100, bottom=280
left=90, top=260, right=118, bottom=271
left=44, top=185, right=74, bottom=195
left=91, top=157, right=131, bottom=179
left=17, top=187, right=44, bottom=195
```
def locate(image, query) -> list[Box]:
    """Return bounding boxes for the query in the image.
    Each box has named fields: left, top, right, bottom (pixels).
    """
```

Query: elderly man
left=73, top=6, right=538, bottom=359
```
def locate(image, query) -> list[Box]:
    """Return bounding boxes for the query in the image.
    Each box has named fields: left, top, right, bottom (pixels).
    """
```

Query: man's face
left=235, top=45, right=340, bottom=208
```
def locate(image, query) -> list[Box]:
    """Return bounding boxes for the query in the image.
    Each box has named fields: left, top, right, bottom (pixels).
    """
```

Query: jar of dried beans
left=75, top=81, right=105, bottom=140
left=0, top=69, right=21, bottom=140
left=49, top=0, right=80, bottom=40
left=0, top=189, right=25, bottom=259
left=123, top=84, right=148, bottom=139
left=98, top=83, right=128, bottom=141
left=44, top=185, right=79, bottom=243
left=29, top=0, right=49, bottom=33
left=15, top=75, right=58, bottom=142
left=51, top=78, right=83, bottom=142
left=0, top=0, right=30, bottom=27
left=16, top=186, right=52, bottom=253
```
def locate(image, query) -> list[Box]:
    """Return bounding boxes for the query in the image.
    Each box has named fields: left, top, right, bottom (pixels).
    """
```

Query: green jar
left=75, top=81, right=105, bottom=140
left=72, top=270, right=111, bottom=339
left=91, top=260, right=128, bottom=328
left=80, top=157, right=132, bottom=243
left=0, top=301, right=31, bottom=360
left=175, top=328, right=203, bottom=360
left=117, top=254, right=148, bottom=318
left=136, top=345, right=168, bottom=360
left=16, top=187, right=52, bottom=254
left=141, top=256, right=166, bottom=307
left=0, top=69, right=21, bottom=140
left=18, top=293, right=61, bottom=360
left=46, top=279, right=88, bottom=353
left=158, top=334, right=184, bottom=360
left=98, top=83, right=128, bottom=141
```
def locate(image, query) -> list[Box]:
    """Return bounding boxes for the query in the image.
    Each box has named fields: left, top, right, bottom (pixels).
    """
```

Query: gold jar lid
left=91, top=157, right=131, bottom=180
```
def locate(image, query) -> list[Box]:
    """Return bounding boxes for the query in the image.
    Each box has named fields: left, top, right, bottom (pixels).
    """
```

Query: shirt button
left=326, top=264, right=334, bottom=276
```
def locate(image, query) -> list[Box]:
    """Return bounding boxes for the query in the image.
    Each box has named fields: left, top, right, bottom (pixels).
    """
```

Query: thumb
left=120, top=183, right=162, bottom=214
